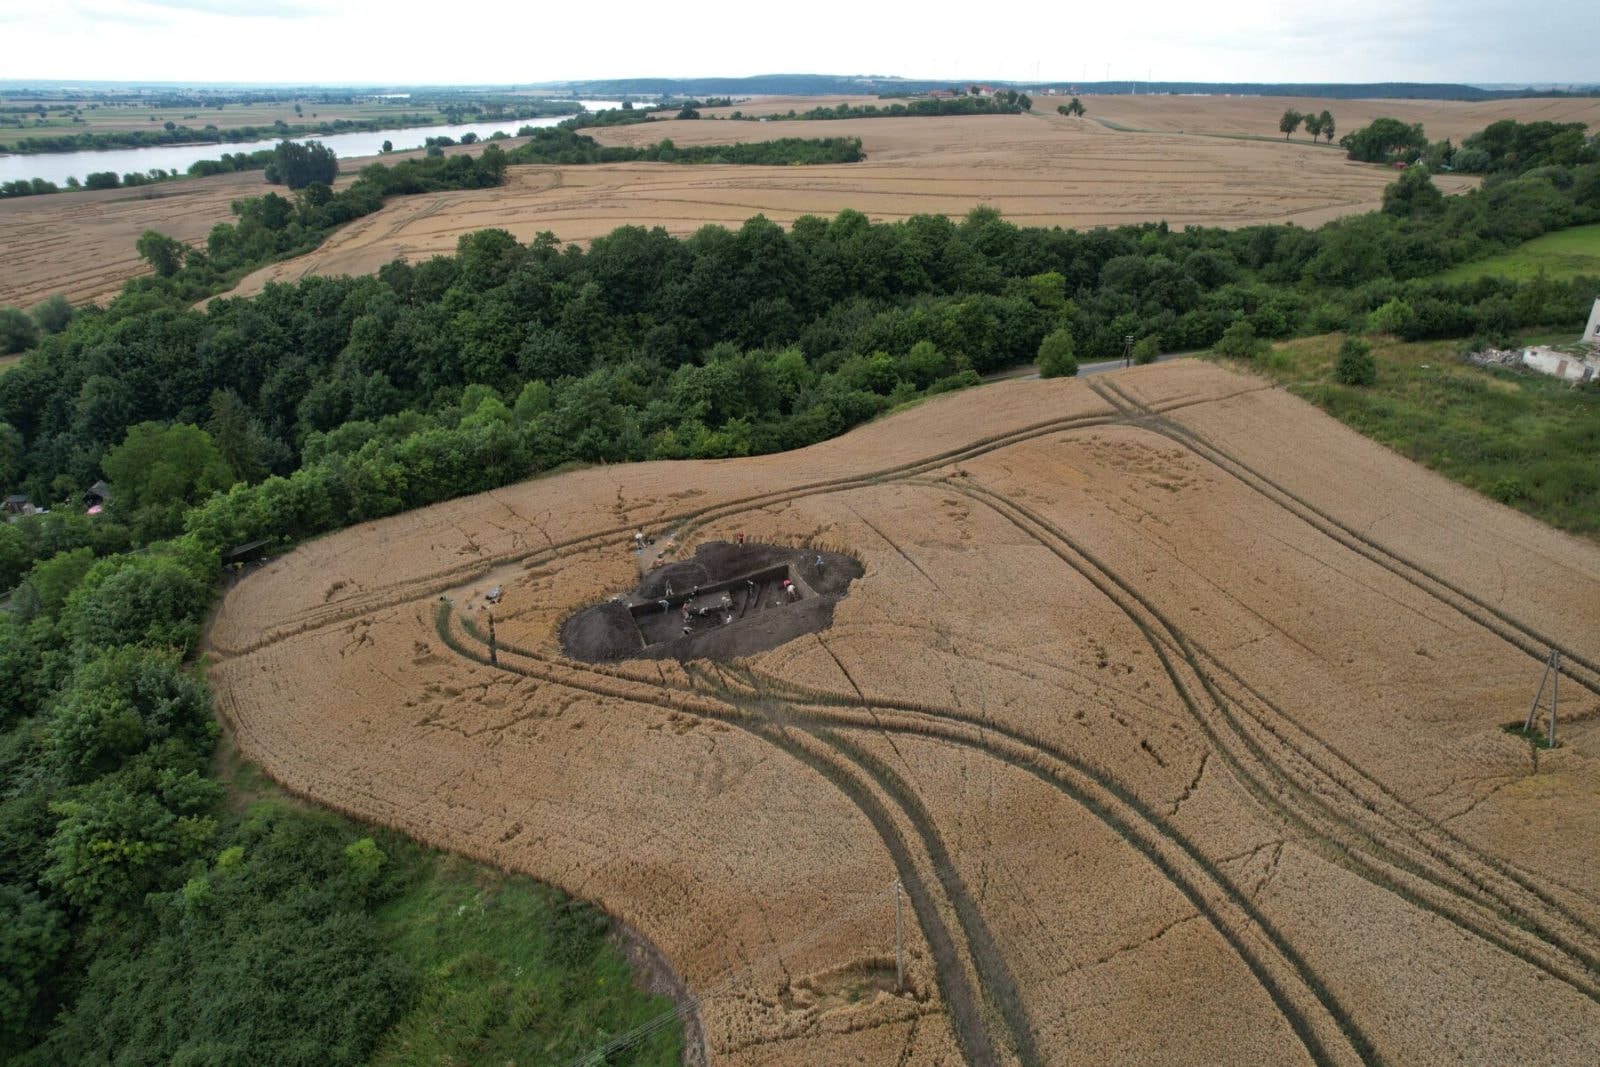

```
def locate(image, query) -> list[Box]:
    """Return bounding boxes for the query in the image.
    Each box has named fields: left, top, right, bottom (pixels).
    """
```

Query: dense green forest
left=0, top=518, right=677, bottom=1062
left=1, top=122, right=1598, bottom=1062
left=4, top=147, right=1596, bottom=521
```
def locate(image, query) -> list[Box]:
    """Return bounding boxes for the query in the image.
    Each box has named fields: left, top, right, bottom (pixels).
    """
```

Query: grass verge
left=369, top=853, right=680, bottom=1067
left=1220, top=334, right=1600, bottom=538
left=1434, top=224, right=1600, bottom=283
left=214, top=720, right=680, bottom=1067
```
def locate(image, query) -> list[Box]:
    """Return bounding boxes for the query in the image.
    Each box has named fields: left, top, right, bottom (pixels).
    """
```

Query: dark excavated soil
left=561, top=542, right=862, bottom=663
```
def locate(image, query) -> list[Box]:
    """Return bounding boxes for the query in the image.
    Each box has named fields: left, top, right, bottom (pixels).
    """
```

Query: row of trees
left=2, top=169, right=184, bottom=199
left=1, top=149, right=284, bottom=201
left=1279, top=108, right=1336, bottom=143
left=0, top=108, right=541, bottom=156
left=503, top=126, right=864, bottom=166
left=0, top=115, right=426, bottom=155
left=112, top=146, right=511, bottom=302
left=751, top=94, right=1033, bottom=122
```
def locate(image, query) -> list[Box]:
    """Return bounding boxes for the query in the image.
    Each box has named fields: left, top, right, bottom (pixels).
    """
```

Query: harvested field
left=209, top=360, right=1600, bottom=1066
left=0, top=169, right=268, bottom=308
left=0, top=138, right=465, bottom=309
left=217, top=111, right=1483, bottom=300
left=1082, top=93, right=1600, bottom=144
left=9, top=92, right=1594, bottom=309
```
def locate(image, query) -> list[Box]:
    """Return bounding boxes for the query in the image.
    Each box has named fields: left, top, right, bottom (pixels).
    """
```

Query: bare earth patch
left=208, top=361, right=1600, bottom=1066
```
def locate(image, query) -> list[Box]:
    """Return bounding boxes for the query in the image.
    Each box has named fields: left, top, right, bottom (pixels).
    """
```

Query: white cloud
left=137, top=0, right=314, bottom=16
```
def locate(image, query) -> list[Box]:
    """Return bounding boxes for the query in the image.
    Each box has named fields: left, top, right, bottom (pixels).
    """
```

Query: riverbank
left=0, top=102, right=620, bottom=187
left=0, top=135, right=461, bottom=308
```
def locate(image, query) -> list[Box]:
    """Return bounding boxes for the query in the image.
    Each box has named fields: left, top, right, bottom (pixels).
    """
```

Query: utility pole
left=487, top=610, right=498, bottom=667
left=1525, top=648, right=1561, bottom=746
left=894, top=879, right=905, bottom=993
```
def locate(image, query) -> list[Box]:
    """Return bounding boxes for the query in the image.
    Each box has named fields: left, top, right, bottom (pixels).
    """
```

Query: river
left=0, top=101, right=625, bottom=187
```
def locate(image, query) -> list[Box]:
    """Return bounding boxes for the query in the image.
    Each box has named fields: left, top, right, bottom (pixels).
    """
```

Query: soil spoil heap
left=562, top=541, right=861, bottom=662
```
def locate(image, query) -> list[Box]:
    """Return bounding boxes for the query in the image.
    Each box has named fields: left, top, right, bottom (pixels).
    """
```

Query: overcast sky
left=1, top=0, right=1592, bottom=87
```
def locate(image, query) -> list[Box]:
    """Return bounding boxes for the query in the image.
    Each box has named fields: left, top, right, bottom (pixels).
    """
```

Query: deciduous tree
left=264, top=139, right=338, bottom=190
left=0, top=307, right=37, bottom=354
left=1340, top=117, right=1427, bottom=163
left=1037, top=327, right=1078, bottom=377
left=102, top=423, right=234, bottom=539
left=135, top=230, right=186, bottom=278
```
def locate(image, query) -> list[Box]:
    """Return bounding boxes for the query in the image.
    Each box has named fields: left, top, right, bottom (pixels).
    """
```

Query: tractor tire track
left=1090, top=377, right=1600, bottom=937
left=1091, top=377, right=1600, bottom=695
left=216, top=405, right=1125, bottom=656
left=439, top=606, right=1000, bottom=1066
left=449, top=607, right=1369, bottom=1066
left=933, top=475, right=1600, bottom=1003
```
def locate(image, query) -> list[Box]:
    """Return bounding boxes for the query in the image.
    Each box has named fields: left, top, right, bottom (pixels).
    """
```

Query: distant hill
left=526, top=75, right=1600, bottom=102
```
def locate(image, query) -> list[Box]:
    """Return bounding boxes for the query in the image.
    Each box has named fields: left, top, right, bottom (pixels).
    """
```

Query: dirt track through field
left=209, top=361, right=1600, bottom=1065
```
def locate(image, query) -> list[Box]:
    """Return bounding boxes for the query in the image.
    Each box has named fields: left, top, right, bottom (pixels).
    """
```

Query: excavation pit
left=561, top=542, right=862, bottom=662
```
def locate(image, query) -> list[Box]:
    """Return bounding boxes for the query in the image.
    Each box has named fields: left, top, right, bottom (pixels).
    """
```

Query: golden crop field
left=215, top=110, right=1479, bottom=301
left=207, top=361, right=1600, bottom=1066
left=1, top=91, right=1532, bottom=310
left=1081, top=93, right=1600, bottom=144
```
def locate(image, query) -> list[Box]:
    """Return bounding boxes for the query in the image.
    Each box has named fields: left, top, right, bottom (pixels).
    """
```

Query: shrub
left=1037, top=328, right=1078, bottom=377
left=1213, top=318, right=1268, bottom=360
left=0, top=306, right=38, bottom=355
left=1334, top=337, right=1377, bottom=386
left=1365, top=297, right=1415, bottom=336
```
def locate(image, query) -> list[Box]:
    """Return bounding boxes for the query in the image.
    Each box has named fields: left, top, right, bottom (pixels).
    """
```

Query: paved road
left=983, top=351, right=1191, bottom=383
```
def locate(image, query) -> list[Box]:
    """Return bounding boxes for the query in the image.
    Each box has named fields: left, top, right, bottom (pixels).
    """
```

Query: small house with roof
left=82, top=480, right=111, bottom=510
left=4, top=493, right=31, bottom=517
